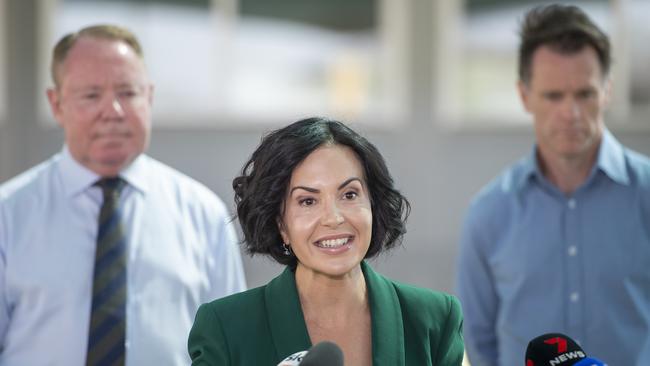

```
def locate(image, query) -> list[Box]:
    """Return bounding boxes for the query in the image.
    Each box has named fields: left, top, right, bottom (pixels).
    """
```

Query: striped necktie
left=86, top=177, right=127, bottom=366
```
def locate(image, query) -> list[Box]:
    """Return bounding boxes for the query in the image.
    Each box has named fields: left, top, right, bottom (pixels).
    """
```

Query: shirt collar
left=57, top=145, right=150, bottom=197
left=515, top=149, right=538, bottom=192
left=58, top=145, right=101, bottom=198
left=118, top=154, right=150, bottom=194
left=516, top=128, right=629, bottom=191
left=595, top=128, right=630, bottom=186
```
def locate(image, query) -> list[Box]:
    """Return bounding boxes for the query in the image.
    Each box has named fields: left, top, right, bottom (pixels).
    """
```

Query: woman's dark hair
left=518, top=4, right=611, bottom=84
left=233, top=117, right=410, bottom=267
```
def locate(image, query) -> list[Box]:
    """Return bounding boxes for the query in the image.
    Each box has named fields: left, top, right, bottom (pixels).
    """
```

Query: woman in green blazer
left=188, top=117, right=464, bottom=365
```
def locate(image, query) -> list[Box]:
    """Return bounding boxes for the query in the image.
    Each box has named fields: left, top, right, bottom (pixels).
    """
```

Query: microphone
left=525, top=333, right=608, bottom=366
left=277, top=350, right=307, bottom=366
left=300, top=341, right=344, bottom=366
left=277, top=341, right=343, bottom=366
left=276, top=341, right=344, bottom=366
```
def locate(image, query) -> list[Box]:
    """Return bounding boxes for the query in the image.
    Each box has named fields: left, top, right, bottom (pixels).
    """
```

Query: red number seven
left=544, top=337, right=567, bottom=353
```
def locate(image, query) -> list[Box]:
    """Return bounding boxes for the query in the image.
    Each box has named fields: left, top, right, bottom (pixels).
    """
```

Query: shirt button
left=570, top=292, right=580, bottom=302
left=568, top=199, right=577, bottom=209
left=568, top=246, right=578, bottom=256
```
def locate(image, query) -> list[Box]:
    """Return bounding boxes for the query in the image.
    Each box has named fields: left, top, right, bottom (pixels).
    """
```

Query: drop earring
left=282, top=243, right=292, bottom=256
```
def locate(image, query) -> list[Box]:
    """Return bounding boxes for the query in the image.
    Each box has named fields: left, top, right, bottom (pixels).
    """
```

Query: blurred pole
left=1, top=0, right=40, bottom=182
left=432, top=0, right=464, bottom=128
left=210, top=0, right=238, bottom=117
left=378, top=0, right=410, bottom=124
left=609, top=0, right=631, bottom=122
left=0, top=0, right=8, bottom=180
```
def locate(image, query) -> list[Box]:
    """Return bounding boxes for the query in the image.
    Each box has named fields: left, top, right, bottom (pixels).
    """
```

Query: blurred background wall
left=1, top=0, right=648, bottom=292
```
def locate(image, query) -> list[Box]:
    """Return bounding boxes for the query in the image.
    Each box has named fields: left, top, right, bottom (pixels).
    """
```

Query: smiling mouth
left=315, top=237, right=351, bottom=249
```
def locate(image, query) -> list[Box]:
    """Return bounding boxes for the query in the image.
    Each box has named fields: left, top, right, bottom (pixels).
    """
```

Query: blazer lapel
left=265, top=267, right=312, bottom=361
left=363, top=261, right=405, bottom=366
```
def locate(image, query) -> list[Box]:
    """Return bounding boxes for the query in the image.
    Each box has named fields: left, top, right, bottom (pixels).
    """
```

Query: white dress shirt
left=0, top=147, right=246, bottom=366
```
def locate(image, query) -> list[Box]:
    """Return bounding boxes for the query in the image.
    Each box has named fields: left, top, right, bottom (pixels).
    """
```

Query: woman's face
left=279, top=144, right=372, bottom=279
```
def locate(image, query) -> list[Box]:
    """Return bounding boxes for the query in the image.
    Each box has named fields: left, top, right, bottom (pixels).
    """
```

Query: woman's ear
left=277, top=218, right=289, bottom=244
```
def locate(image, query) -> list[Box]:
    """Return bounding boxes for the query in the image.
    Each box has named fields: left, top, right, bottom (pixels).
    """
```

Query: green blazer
left=188, top=261, right=464, bottom=365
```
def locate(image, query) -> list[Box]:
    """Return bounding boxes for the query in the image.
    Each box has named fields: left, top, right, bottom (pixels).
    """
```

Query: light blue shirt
left=0, top=147, right=246, bottom=366
left=456, top=130, right=650, bottom=366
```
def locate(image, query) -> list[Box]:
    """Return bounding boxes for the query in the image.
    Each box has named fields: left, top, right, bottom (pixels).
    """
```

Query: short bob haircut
left=518, top=4, right=611, bottom=84
left=233, top=117, right=410, bottom=267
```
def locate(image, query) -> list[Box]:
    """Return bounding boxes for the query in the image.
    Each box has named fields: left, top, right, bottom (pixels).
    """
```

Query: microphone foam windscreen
left=525, top=333, right=586, bottom=366
left=300, top=341, right=344, bottom=366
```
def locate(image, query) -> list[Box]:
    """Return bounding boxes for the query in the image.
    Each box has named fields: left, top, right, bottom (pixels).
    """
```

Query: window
left=40, top=0, right=410, bottom=127
left=39, top=0, right=215, bottom=126
left=433, top=0, right=649, bottom=128
left=619, top=0, right=650, bottom=124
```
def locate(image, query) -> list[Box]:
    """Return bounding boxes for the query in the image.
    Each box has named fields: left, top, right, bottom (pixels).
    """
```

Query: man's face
left=47, top=37, right=153, bottom=177
left=518, top=45, right=610, bottom=163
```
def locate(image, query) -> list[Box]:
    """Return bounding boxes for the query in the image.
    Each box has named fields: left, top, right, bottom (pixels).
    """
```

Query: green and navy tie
left=86, top=177, right=127, bottom=366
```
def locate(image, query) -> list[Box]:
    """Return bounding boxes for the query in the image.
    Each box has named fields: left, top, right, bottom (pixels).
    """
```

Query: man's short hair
left=518, top=4, right=611, bottom=84
left=51, top=24, right=144, bottom=87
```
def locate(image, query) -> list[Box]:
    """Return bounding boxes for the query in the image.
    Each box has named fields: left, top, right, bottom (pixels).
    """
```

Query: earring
left=282, top=243, right=292, bottom=256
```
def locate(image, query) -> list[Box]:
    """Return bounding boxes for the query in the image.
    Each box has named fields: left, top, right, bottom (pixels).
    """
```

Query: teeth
left=319, top=237, right=349, bottom=248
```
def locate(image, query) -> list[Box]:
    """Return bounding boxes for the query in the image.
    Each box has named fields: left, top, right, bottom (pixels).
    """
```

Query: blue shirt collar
left=597, top=129, right=630, bottom=186
left=516, top=128, right=630, bottom=191
left=58, top=145, right=150, bottom=197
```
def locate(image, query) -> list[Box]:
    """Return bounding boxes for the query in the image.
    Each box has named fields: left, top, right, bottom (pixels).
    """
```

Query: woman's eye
left=343, top=191, right=358, bottom=200
left=299, top=198, right=315, bottom=206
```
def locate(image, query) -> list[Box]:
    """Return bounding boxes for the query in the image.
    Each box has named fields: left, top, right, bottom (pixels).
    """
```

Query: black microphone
left=525, top=333, right=607, bottom=366
left=300, top=341, right=344, bottom=366
left=276, top=341, right=344, bottom=366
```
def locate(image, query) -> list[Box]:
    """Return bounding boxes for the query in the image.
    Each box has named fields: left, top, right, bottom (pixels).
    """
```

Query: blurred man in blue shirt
left=457, top=5, right=650, bottom=366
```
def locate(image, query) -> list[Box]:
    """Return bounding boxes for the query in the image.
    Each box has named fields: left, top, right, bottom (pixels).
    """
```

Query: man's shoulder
left=0, top=155, right=59, bottom=204
left=143, top=155, right=210, bottom=189
left=143, top=156, right=229, bottom=211
left=466, top=156, right=529, bottom=217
